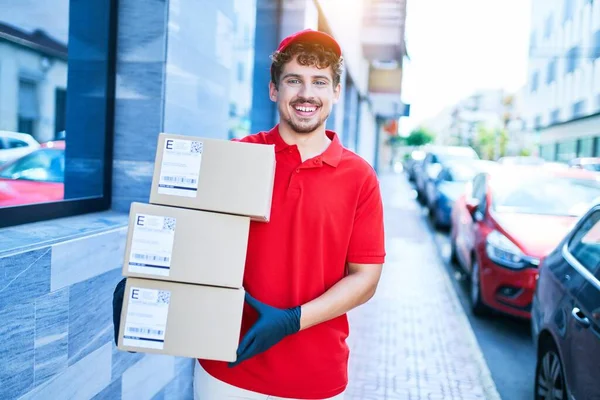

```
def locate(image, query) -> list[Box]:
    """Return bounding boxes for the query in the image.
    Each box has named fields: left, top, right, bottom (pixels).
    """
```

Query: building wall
left=525, top=0, right=600, bottom=160
left=0, top=0, right=237, bottom=398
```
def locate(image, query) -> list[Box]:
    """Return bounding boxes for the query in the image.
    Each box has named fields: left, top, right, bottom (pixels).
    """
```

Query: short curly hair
left=270, top=41, right=344, bottom=88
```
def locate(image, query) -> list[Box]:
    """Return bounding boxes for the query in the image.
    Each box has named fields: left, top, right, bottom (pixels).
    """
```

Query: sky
left=0, top=0, right=69, bottom=43
left=400, top=0, right=533, bottom=135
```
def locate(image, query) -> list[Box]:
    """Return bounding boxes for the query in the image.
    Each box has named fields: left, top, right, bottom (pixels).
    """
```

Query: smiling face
left=269, top=57, right=341, bottom=134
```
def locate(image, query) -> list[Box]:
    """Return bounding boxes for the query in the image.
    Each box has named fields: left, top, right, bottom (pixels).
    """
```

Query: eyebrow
left=281, top=73, right=331, bottom=82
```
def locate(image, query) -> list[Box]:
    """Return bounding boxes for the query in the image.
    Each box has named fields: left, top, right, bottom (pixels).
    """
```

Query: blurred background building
left=524, top=0, right=600, bottom=162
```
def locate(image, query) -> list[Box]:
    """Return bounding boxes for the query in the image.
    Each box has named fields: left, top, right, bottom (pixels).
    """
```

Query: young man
left=195, top=29, right=386, bottom=399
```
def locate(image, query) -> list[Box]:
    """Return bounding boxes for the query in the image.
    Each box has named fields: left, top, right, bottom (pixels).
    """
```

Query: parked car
left=414, top=145, right=479, bottom=205
left=450, top=167, right=600, bottom=318
left=532, top=202, right=600, bottom=400
left=0, top=140, right=65, bottom=207
left=569, top=157, right=600, bottom=172
left=0, top=131, right=40, bottom=165
left=425, top=159, right=497, bottom=230
left=404, top=149, right=426, bottom=182
left=497, top=155, right=545, bottom=166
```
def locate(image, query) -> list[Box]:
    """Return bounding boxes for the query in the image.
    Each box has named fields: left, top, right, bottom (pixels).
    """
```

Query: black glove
left=112, top=278, right=127, bottom=347
left=229, top=292, right=301, bottom=367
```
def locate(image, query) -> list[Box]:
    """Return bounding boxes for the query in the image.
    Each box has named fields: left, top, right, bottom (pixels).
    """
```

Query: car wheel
left=535, top=339, right=567, bottom=400
left=470, top=258, right=488, bottom=316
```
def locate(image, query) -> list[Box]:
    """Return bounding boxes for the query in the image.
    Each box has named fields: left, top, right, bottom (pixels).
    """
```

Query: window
left=18, top=79, right=39, bottom=136
left=237, top=62, right=244, bottom=82
left=564, top=0, right=574, bottom=23
left=471, top=173, right=488, bottom=214
left=531, top=71, right=539, bottom=92
left=547, top=58, right=557, bottom=84
left=535, top=115, right=542, bottom=128
left=530, top=30, right=537, bottom=55
left=540, top=143, right=556, bottom=161
left=557, top=140, right=578, bottom=162
left=544, top=15, right=553, bottom=39
left=569, top=211, right=600, bottom=272
left=592, top=30, right=600, bottom=60
left=7, top=139, right=27, bottom=148
left=566, top=46, right=580, bottom=74
left=550, top=109, right=560, bottom=124
left=579, top=137, right=594, bottom=157
left=0, top=1, right=117, bottom=228
left=573, top=100, right=586, bottom=118
left=54, top=88, right=67, bottom=137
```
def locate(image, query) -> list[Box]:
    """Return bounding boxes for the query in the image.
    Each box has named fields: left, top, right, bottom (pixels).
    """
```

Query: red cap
left=275, top=29, right=342, bottom=57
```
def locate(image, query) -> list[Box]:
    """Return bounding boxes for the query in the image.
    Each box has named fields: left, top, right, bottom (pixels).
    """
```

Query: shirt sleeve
left=346, top=170, right=386, bottom=264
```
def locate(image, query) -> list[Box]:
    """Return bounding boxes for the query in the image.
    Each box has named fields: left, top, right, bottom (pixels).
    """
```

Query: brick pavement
left=344, top=174, right=501, bottom=400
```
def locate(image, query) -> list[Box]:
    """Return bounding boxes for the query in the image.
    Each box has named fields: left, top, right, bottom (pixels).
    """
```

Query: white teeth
left=295, top=106, right=316, bottom=112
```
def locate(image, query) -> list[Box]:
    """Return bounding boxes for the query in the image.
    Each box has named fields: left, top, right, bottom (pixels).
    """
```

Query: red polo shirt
left=200, top=125, right=385, bottom=399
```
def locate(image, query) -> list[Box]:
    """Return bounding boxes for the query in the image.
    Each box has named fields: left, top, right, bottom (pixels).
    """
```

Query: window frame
left=0, top=0, right=118, bottom=229
left=563, top=207, right=600, bottom=292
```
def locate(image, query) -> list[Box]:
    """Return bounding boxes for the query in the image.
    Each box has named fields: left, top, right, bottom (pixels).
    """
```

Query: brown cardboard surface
left=123, top=202, right=249, bottom=288
left=149, top=133, right=275, bottom=221
left=117, top=278, right=244, bottom=362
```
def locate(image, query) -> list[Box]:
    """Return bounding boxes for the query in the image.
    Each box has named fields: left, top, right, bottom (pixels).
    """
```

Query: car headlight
left=486, top=230, right=538, bottom=269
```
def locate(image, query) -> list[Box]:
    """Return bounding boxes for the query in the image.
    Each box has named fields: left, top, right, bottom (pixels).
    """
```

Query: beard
left=284, top=113, right=330, bottom=134
left=282, top=98, right=330, bottom=134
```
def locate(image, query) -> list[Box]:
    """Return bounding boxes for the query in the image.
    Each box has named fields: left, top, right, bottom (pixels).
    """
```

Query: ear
left=332, top=83, right=342, bottom=104
left=268, top=81, right=278, bottom=103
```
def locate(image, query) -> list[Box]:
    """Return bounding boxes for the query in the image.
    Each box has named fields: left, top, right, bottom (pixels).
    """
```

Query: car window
left=0, top=139, right=5, bottom=150
left=569, top=211, right=600, bottom=327
left=473, top=174, right=486, bottom=200
left=569, top=210, right=600, bottom=274
left=0, top=149, right=65, bottom=183
left=492, top=177, right=600, bottom=217
left=6, top=139, right=28, bottom=148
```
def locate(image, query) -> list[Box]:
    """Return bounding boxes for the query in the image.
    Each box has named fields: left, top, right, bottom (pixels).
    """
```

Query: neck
left=279, top=122, right=331, bottom=161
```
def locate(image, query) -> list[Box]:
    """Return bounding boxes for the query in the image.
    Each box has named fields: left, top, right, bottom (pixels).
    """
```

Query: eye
left=315, top=80, right=328, bottom=86
left=287, top=79, right=301, bottom=84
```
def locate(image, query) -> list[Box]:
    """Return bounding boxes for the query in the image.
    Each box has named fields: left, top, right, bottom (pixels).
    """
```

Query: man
left=196, top=29, right=386, bottom=399
left=113, top=29, right=385, bottom=400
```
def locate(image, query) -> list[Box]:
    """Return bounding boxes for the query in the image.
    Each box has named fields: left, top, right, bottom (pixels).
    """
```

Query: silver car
left=0, top=131, right=40, bottom=165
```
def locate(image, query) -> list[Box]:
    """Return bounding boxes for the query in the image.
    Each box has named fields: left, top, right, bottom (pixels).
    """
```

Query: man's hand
left=112, top=278, right=127, bottom=346
left=229, top=292, right=301, bottom=367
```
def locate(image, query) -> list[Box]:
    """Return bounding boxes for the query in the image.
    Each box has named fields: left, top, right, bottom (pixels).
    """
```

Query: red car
left=0, top=140, right=65, bottom=207
left=450, top=166, right=600, bottom=319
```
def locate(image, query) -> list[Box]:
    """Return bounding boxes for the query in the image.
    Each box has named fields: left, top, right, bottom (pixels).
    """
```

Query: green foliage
left=406, top=127, right=436, bottom=146
left=474, top=126, right=508, bottom=160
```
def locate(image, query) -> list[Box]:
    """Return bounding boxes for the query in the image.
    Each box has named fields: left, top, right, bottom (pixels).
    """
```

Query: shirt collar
left=267, top=124, right=343, bottom=167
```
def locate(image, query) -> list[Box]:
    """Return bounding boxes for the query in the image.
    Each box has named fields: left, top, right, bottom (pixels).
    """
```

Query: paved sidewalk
left=344, top=174, right=501, bottom=400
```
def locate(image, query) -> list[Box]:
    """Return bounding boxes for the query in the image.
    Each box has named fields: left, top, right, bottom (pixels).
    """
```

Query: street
left=406, top=171, right=537, bottom=400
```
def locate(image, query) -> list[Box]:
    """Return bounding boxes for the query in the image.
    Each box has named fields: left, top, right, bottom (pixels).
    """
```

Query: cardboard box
left=123, top=202, right=250, bottom=288
left=117, top=278, right=244, bottom=362
left=149, top=133, right=275, bottom=221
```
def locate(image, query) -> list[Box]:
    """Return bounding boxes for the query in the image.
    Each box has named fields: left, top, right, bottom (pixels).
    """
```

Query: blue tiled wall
left=250, top=0, right=280, bottom=134
left=0, top=0, right=237, bottom=398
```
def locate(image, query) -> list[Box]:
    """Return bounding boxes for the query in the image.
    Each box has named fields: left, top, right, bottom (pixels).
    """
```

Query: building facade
left=524, top=0, right=600, bottom=161
left=0, top=0, right=406, bottom=399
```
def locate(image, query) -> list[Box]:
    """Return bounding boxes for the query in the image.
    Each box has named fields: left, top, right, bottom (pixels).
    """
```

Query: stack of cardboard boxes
left=116, top=133, right=275, bottom=362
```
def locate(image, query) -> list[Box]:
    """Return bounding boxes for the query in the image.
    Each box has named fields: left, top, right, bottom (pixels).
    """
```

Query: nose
left=298, top=82, right=314, bottom=99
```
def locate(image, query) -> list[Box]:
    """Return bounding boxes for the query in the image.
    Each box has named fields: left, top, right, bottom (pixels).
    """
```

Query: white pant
left=193, top=361, right=345, bottom=400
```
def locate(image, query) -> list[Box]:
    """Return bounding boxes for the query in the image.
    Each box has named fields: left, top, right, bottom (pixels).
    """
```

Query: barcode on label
left=128, top=327, right=164, bottom=335
left=191, top=141, right=203, bottom=154
left=132, top=254, right=170, bottom=263
left=162, top=176, right=197, bottom=184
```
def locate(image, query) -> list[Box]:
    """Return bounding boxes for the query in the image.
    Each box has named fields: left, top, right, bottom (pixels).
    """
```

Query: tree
left=474, top=125, right=508, bottom=160
left=406, top=127, right=435, bottom=146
